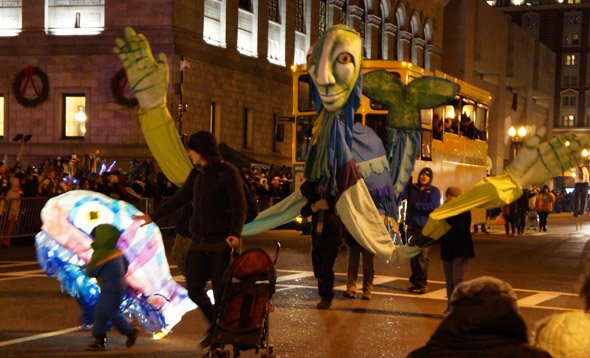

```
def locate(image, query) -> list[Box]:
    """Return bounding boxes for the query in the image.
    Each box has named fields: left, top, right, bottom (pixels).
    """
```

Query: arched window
left=268, top=0, right=286, bottom=65
left=395, top=5, right=406, bottom=61
left=423, top=20, right=433, bottom=70
left=204, top=0, right=226, bottom=47
left=319, top=0, right=327, bottom=36
left=410, top=13, right=421, bottom=65
left=560, top=89, right=579, bottom=127
left=45, top=0, right=105, bottom=35
left=0, top=0, right=22, bottom=36
left=238, top=0, right=258, bottom=57
left=294, top=0, right=311, bottom=65
left=377, top=2, right=386, bottom=59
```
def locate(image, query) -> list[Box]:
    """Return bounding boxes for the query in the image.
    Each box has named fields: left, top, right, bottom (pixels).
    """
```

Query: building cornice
left=366, top=14, right=381, bottom=27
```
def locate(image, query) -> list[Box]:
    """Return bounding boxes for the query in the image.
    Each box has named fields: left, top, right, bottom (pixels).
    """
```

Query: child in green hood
left=85, top=224, right=140, bottom=351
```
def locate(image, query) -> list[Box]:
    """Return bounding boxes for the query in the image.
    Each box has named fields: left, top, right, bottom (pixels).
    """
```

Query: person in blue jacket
left=84, top=224, right=139, bottom=351
left=401, top=167, right=441, bottom=294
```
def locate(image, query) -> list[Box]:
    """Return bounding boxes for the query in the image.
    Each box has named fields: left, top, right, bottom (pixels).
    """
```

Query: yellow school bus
left=291, top=60, right=492, bottom=200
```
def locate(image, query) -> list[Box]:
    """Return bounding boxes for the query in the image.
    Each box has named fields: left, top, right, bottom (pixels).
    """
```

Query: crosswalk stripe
left=276, top=272, right=315, bottom=283
left=517, top=292, right=561, bottom=307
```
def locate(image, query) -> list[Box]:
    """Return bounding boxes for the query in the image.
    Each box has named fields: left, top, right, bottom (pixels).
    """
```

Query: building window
left=0, top=94, right=4, bottom=137
left=340, top=0, right=348, bottom=25
left=62, top=94, right=87, bottom=138
left=565, top=54, right=577, bottom=66
left=567, top=0, right=581, bottom=4
left=294, top=0, right=310, bottom=65
left=268, top=0, right=285, bottom=66
left=0, top=0, right=22, bottom=37
left=269, top=0, right=279, bottom=22
left=204, top=0, right=226, bottom=47
left=563, top=12, right=581, bottom=46
left=45, top=0, right=105, bottom=36
left=209, top=101, right=216, bottom=134
left=243, top=108, right=253, bottom=149
left=562, top=114, right=575, bottom=127
left=238, top=0, right=258, bottom=57
left=522, top=12, right=540, bottom=40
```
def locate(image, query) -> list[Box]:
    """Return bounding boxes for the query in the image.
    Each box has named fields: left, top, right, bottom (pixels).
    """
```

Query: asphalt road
left=0, top=213, right=588, bottom=357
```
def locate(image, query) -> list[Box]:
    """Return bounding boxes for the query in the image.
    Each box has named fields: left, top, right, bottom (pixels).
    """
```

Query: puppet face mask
left=307, top=25, right=362, bottom=113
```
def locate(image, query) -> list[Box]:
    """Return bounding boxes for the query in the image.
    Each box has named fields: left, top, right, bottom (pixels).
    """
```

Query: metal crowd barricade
left=0, top=195, right=179, bottom=240
left=0, top=197, right=48, bottom=239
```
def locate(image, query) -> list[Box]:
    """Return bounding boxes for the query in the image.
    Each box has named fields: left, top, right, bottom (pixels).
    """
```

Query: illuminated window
left=565, top=54, right=577, bottom=66
left=0, top=0, right=22, bottom=37
left=486, top=0, right=496, bottom=5
left=45, top=0, right=105, bottom=36
left=267, top=0, right=285, bottom=66
left=203, top=0, right=226, bottom=47
left=243, top=108, right=253, bottom=149
left=562, top=114, right=575, bottom=127
left=62, top=94, right=87, bottom=138
left=511, top=0, right=524, bottom=5
left=567, top=0, right=581, bottom=4
left=294, top=0, right=310, bottom=65
left=0, top=95, right=4, bottom=137
left=237, top=0, right=258, bottom=57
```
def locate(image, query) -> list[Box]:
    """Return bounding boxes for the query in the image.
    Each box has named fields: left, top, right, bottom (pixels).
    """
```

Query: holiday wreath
left=12, top=66, right=50, bottom=108
left=111, top=68, right=139, bottom=108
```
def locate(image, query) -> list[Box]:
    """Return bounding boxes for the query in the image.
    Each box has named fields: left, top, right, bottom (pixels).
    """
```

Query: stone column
left=384, top=23, right=396, bottom=60
left=365, top=14, right=381, bottom=60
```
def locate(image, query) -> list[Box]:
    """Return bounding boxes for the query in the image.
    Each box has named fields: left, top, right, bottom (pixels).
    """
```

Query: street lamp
left=508, top=125, right=527, bottom=159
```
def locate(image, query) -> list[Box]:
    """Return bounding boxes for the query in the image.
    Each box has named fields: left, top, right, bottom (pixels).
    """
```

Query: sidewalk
left=481, top=212, right=590, bottom=236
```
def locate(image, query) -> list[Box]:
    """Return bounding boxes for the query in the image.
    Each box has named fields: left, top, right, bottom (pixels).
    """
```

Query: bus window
left=421, top=129, right=433, bottom=161
left=365, top=114, right=388, bottom=147
left=295, top=115, right=314, bottom=162
left=444, top=98, right=459, bottom=134
left=433, top=107, right=444, bottom=140
left=298, top=74, right=316, bottom=112
left=475, top=104, right=488, bottom=141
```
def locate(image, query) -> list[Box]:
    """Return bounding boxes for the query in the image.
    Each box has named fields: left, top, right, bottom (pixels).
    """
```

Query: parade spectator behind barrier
left=534, top=185, right=556, bottom=232
left=573, top=163, right=589, bottom=217
left=38, top=167, right=58, bottom=198
left=0, top=160, right=8, bottom=196
left=22, top=167, right=39, bottom=197
left=2, top=176, right=21, bottom=248
left=408, top=276, right=551, bottom=357
left=531, top=256, right=590, bottom=357
left=439, top=186, right=474, bottom=314
left=402, top=167, right=441, bottom=294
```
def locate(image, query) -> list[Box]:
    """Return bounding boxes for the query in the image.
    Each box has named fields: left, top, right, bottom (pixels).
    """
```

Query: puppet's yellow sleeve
left=422, top=172, right=523, bottom=240
left=138, top=104, right=192, bottom=187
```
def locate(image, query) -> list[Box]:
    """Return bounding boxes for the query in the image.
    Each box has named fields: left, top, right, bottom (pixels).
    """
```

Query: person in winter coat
left=401, top=167, right=441, bottom=294
left=135, top=130, right=247, bottom=351
left=534, top=185, right=556, bottom=232
left=531, top=256, right=590, bottom=357
left=85, top=224, right=139, bottom=351
left=408, top=276, right=551, bottom=357
left=438, top=186, right=474, bottom=314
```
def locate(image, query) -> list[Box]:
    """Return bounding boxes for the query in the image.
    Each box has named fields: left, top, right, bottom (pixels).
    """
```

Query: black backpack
left=219, top=161, right=259, bottom=223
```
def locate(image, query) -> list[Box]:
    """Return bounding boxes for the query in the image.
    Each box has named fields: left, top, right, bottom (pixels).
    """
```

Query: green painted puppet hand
left=113, top=27, right=169, bottom=110
left=506, top=127, right=590, bottom=189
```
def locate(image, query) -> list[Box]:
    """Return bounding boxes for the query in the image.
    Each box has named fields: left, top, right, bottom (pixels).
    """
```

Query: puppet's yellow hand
left=113, top=27, right=169, bottom=110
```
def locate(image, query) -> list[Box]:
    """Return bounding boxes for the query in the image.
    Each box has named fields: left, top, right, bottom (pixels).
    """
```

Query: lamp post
left=508, top=125, right=527, bottom=159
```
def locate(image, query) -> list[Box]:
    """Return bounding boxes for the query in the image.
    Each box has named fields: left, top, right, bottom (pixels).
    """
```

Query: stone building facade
left=0, top=0, right=449, bottom=170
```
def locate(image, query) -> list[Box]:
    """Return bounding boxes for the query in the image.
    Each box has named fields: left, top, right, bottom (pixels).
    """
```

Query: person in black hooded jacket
left=136, top=130, right=247, bottom=350
left=408, top=276, right=551, bottom=357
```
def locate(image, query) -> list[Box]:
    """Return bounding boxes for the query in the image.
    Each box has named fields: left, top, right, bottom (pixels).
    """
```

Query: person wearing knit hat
left=409, top=276, right=551, bottom=357
left=401, top=166, right=441, bottom=294
left=439, top=185, right=475, bottom=314
left=135, top=129, right=247, bottom=351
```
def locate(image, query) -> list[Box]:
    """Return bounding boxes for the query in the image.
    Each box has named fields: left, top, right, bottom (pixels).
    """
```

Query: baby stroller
left=208, top=242, right=280, bottom=358
left=526, top=210, right=539, bottom=232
